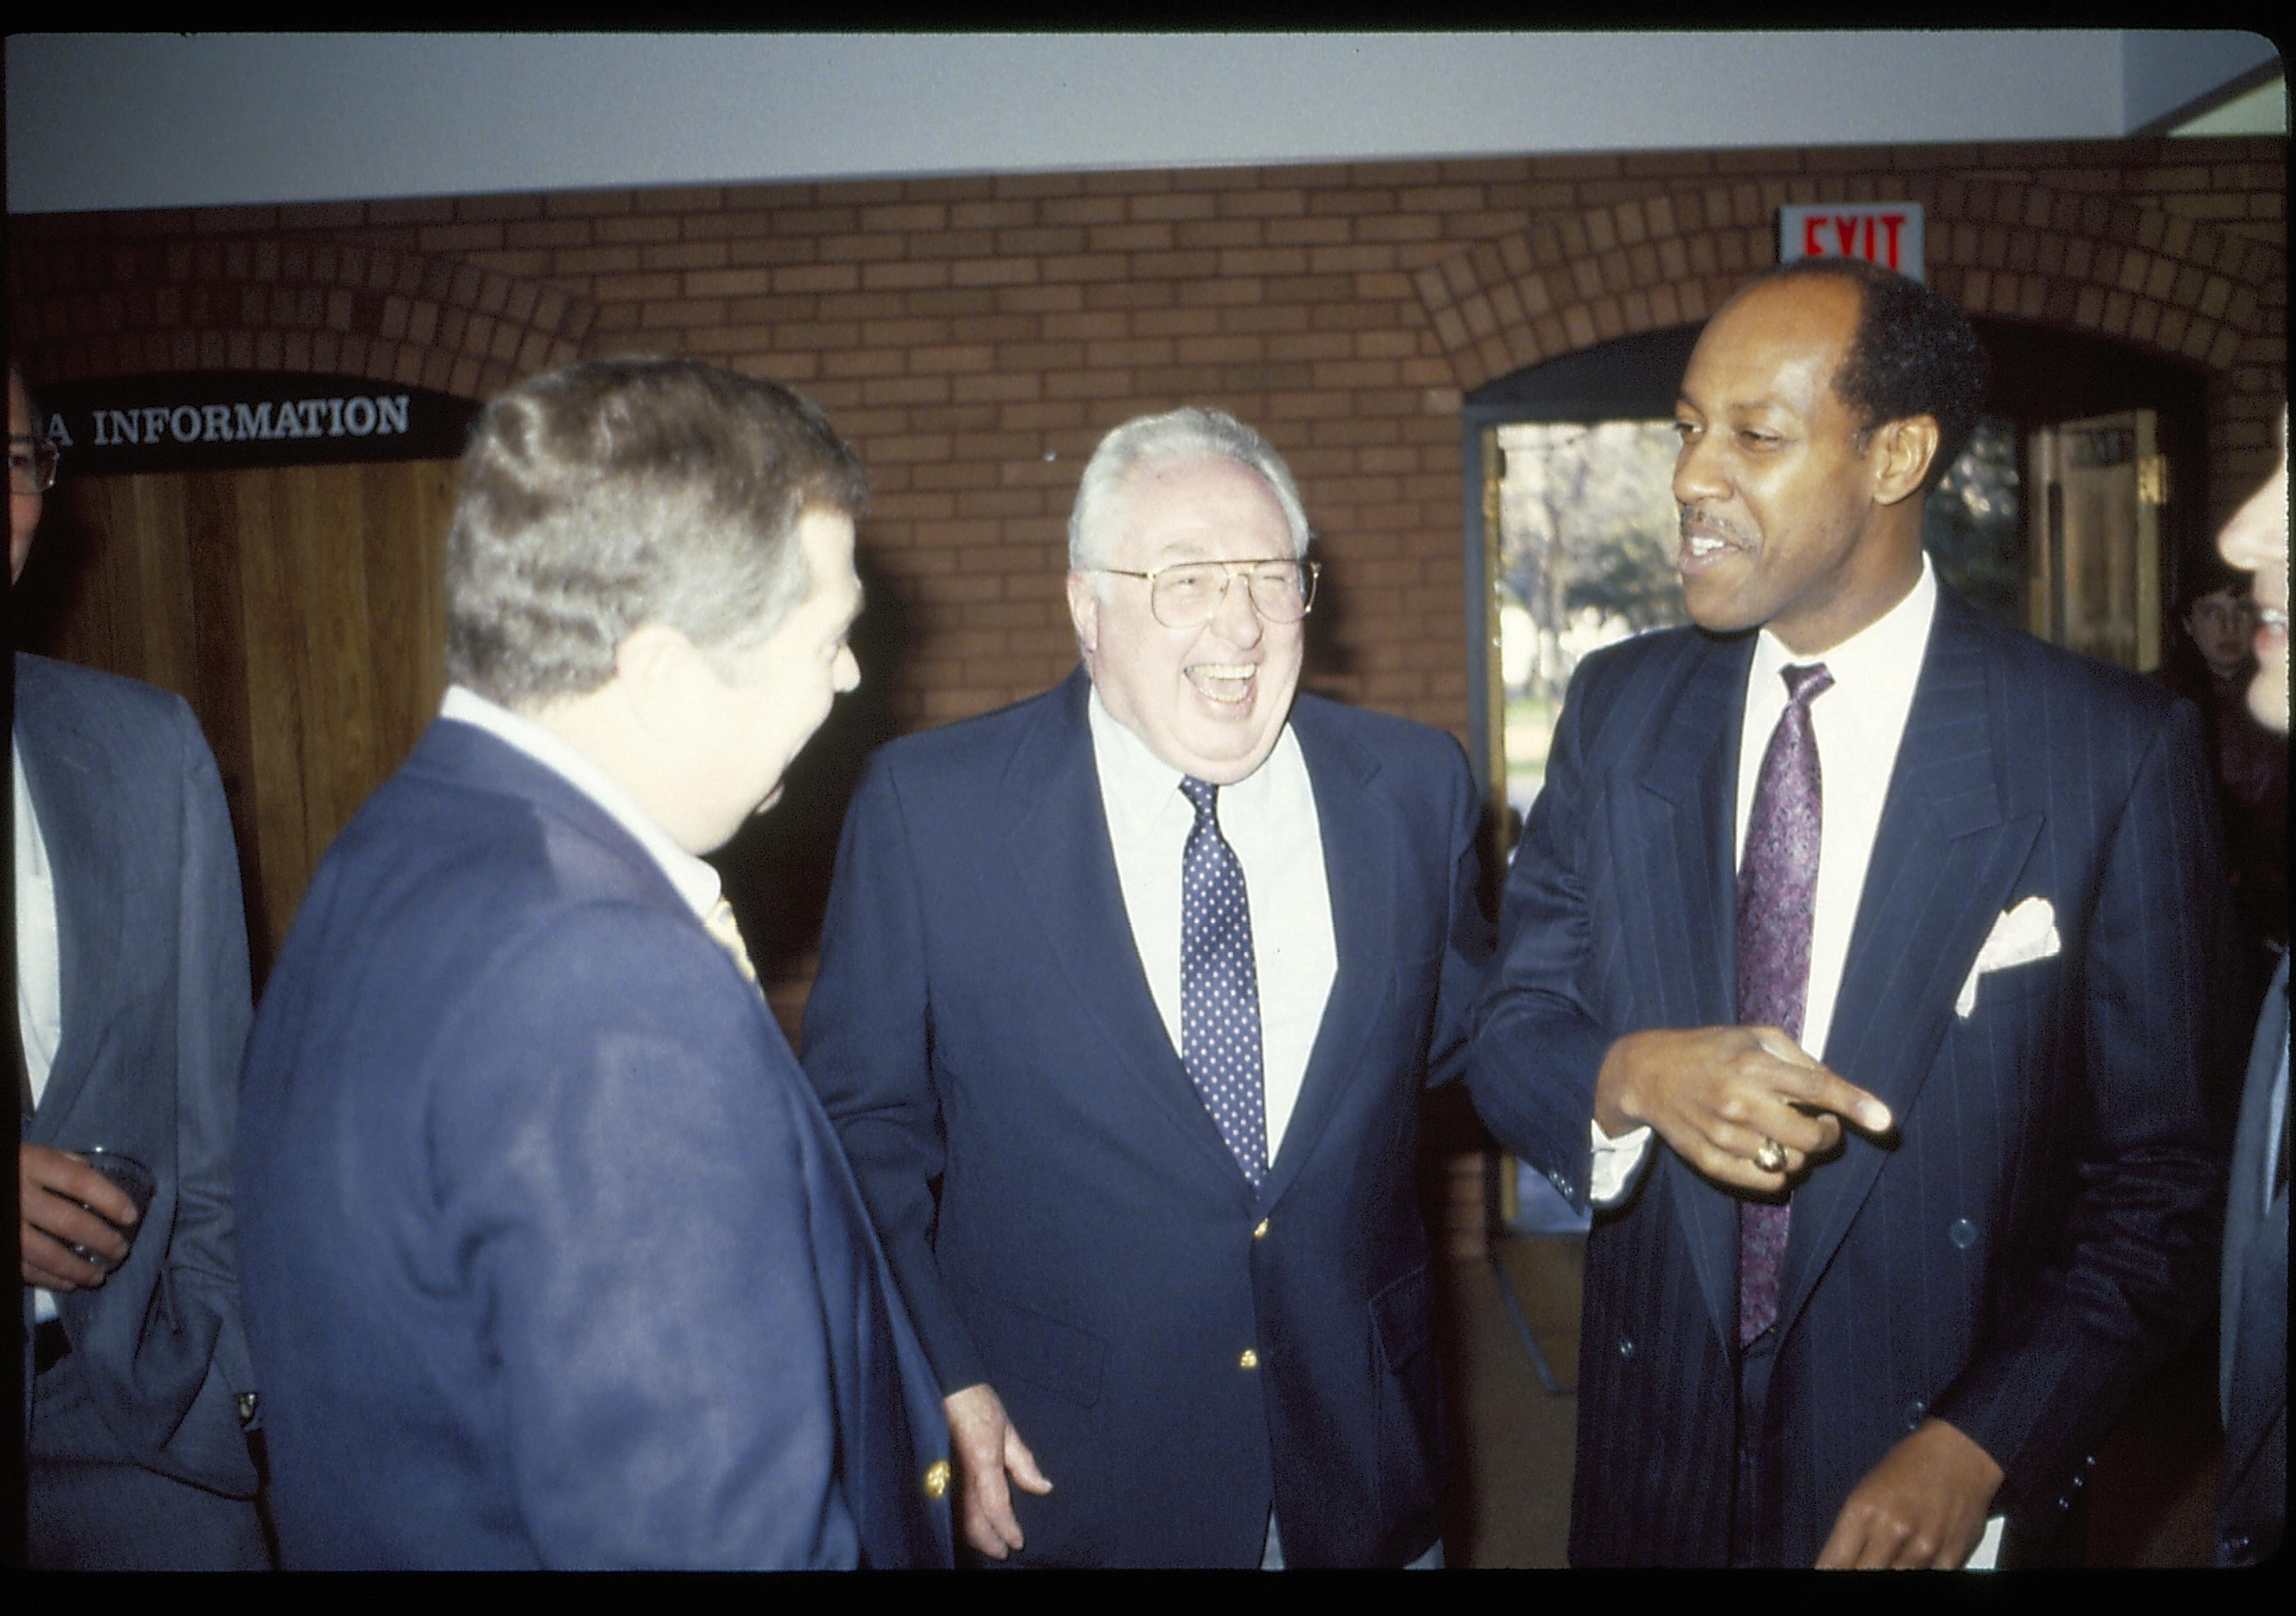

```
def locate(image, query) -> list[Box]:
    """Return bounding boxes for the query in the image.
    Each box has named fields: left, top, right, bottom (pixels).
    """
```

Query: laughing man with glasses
left=803, top=404, right=1492, bottom=1568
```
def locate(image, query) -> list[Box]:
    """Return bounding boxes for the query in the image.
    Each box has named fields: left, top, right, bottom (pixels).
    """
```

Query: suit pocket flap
left=966, top=1294, right=1108, bottom=1409
left=1371, top=1264, right=1435, bottom=1371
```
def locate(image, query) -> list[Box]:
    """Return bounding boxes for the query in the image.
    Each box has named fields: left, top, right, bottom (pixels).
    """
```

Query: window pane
left=1495, top=420, right=1684, bottom=827
left=1925, top=415, right=2021, bottom=629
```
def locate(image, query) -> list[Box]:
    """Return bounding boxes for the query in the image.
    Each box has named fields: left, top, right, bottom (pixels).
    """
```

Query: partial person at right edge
left=2212, top=409, right=2287, bottom=1570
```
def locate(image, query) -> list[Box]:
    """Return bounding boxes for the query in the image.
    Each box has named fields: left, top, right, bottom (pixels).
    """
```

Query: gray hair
left=444, top=357, right=867, bottom=707
left=1067, top=407, right=1310, bottom=590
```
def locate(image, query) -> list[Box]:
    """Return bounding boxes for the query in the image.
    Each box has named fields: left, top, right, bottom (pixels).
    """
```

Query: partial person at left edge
left=232, top=357, right=952, bottom=1569
left=12, top=363, right=272, bottom=1569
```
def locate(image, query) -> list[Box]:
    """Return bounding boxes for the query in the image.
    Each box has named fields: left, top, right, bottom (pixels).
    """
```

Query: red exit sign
left=1778, top=203, right=1925, bottom=282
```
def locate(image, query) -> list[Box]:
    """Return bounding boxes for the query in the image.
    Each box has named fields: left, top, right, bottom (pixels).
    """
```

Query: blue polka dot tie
left=1180, top=776, right=1268, bottom=1189
left=1736, top=662, right=1832, bottom=1346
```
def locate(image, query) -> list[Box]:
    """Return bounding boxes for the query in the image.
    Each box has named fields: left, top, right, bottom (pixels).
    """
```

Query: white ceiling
left=6, top=30, right=2283, bottom=216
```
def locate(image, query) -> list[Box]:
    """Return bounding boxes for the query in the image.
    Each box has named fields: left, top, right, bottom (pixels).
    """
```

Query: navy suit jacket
left=1469, top=587, right=2231, bottom=1566
left=16, top=653, right=260, bottom=1498
left=801, top=668, right=1490, bottom=1567
left=235, top=718, right=953, bottom=1569
left=2219, top=955, right=2287, bottom=1566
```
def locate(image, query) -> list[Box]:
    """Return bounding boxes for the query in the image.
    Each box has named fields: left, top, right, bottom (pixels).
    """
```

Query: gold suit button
left=1239, top=1348, right=1259, bottom=1370
left=923, top=1459, right=951, bottom=1500
left=1252, top=1218, right=1270, bottom=1240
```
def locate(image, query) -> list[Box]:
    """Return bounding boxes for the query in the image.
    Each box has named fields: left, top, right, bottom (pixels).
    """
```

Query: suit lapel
left=2221, top=960, right=2290, bottom=1419
left=1002, top=672, right=1247, bottom=1189
left=16, top=704, right=128, bottom=1135
left=1632, top=633, right=1752, bottom=1352
left=1259, top=702, right=1390, bottom=1206
left=1776, top=590, right=2042, bottom=1339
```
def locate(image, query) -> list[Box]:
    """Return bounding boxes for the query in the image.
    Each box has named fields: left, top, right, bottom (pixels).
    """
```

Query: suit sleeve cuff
left=1589, top=1120, right=1653, bottom=1205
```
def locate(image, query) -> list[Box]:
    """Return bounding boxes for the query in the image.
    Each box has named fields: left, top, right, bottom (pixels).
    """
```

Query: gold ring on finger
left=1754, top=1138, right=1787, bottom=1174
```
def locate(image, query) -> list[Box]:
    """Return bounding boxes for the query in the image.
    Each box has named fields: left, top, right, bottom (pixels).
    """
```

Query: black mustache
left=1679, top=509, right=1749, bottom=546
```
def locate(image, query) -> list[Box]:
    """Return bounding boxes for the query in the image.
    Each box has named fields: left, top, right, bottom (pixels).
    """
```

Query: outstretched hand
left=1594, top=1025, right=1893, bottom=1193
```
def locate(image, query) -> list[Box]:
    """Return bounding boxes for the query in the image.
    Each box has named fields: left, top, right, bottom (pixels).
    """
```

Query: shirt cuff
left=1589, top=1119, right=1653, bottom=1205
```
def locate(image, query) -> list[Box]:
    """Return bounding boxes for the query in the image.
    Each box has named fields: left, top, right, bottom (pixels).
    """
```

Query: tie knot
left=1179, top=775, right=1220, bottom=824
left=1782, top=663, right=1834, bottom=706
left=703, top=895, right=759, bottom=985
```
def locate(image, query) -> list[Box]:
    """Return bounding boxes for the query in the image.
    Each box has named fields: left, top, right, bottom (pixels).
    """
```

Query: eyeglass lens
left=9, top=439, right=60, bottom=494
left=1150, top=562, right=1315, bottom=627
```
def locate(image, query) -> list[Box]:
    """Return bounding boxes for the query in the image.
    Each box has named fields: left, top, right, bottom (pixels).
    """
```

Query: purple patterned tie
left=1180, top=777, right=1269, bottom=1189
left=1736, top=662, right=1833, bottom=1346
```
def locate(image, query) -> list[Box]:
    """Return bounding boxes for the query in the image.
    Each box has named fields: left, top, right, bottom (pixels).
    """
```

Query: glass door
left=2025, top=408, right=2165, bottom=670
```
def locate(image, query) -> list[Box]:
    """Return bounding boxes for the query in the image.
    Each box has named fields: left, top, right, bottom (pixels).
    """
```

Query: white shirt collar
left=1080, top=675, right=1333, bottom=1162
left=11, top=739, right=51, bottom=898
left=1749, top=551, right=1938, bottom=712
left=1084, top=681, right=1298, bottom=826
left=439, top=685, right=722, bottom=921
left=1086, top=682, right=1188, bottom=834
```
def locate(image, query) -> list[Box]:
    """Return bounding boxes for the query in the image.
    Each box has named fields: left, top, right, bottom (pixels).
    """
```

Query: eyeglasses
left=9, top=434, right=60, bottom=495
left=1091, top=559, right=1320, bottom=629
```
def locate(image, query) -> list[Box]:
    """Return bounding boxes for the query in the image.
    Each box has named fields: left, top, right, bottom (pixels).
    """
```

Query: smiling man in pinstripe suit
left=1470, top=259, right=2231, bottom=1567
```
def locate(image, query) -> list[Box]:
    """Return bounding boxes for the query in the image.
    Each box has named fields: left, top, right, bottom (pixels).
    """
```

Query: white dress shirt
left=16, top=740, right=66, bottom=1324
left=1589, top=556, right=1938, bottom=1198
left=1086, top=687, right=1337, bottom=1160
left=439, top=686, right=724, bottom=924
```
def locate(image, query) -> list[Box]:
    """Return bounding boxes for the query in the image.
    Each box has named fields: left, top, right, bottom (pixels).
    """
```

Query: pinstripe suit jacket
left=1469, top=585, right=2232, bottom=1566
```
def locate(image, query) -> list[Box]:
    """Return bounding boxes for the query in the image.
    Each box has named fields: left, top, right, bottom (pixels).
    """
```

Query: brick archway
left=9, top=237, right=595, bottom=400
left=1414, top=179, right=2282, bottom=393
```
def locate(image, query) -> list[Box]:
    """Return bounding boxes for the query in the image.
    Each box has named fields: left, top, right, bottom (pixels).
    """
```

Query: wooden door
left=2025, top=409, right=2165, bottom=672
left=23, top=459, right=461, bottom=976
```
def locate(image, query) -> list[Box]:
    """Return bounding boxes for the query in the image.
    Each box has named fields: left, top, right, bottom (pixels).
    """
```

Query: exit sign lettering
left=1778, top=203, right=1925, bottom=282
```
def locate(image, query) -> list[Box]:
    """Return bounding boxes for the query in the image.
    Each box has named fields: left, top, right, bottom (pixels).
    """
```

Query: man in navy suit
left=802, top=407, right=1490, bottom=1566
left=13, top=365, right=270, bottom=1569
left=234, top=358, right=952, bottom=1569
left=2212, top=412, right=2285, bottom=1568
left=1470, top=261, right=2229, bottom=1566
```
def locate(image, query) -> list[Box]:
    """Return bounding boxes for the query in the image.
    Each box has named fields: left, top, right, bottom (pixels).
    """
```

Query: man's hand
left=19, top=1144, right=136, bottom=1291
left=1594, top=1026, right=1893, bottom=1193
left=942, top=1381, right=1053, bottom=1559
left=1818, top=1418, right=2005, bottom=1568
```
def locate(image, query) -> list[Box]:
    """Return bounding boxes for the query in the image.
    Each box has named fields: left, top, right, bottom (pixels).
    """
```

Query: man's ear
left=1870, top=415, right=1942, bottom=507
left=1066, top=571, right=1101, bottom=657
left=612, top=622, right=709, bottom=741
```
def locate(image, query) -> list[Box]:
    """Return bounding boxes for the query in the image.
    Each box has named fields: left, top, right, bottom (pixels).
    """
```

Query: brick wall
left=11, top=138, right=2284, bottom=1255
left=16, top=135, right=2283, bottom=752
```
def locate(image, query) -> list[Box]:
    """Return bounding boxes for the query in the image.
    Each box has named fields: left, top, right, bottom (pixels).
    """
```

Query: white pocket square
left=1955, top=896, right=2059, bottom=1019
